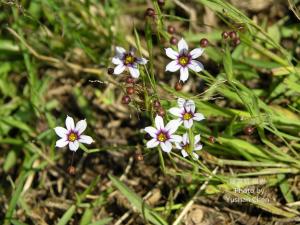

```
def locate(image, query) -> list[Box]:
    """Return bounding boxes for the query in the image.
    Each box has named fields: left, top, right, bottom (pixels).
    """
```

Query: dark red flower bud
left=222, top=31, right=229, bottom=39
left=107, top=67, right=114, bottom=75
left=145, top=8, right=155, bottom=17
left=229, top=31, right=237, bottom=39
left=157, top=107, right=166, bottom=117
left=126, top=87, right=135, bottom=95
left=167, top=25, right=175, bottom=34
left=122, top=95, right=131, bottom=104
left=126, top=76, right=135, bottom=84
left=157, top=0, right=165, bottom=7
left=135, top=152, right=144, bottom=161
left=67, top=166, right=76, bottom=175
left=208, top=136, right=215, bottom=144
left=243, top=126, right=255, bottom=135
left=200, top=38, right=209, bottom=48
left=153, top=100, right=161, bottom=109
left=170, top=36, right=178, bottom=45
left=175, top=81, right=183, bottom=91
left=232, top=37, right=241, bottom=46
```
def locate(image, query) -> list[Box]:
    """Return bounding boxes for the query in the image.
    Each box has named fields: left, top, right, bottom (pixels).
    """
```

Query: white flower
left=144, top=115, right=182, bottom=153
left=165, top=38, right=204, bottom=82
left=112, top=47, right=148, bottom=78
left=54, top=116, right=94, bottom=152
left=175, top=133, right=202, bottom=160
left=169, top=98, right=205, bottom=129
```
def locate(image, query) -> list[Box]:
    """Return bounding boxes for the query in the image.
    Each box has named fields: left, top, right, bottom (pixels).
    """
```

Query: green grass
left=1, top=0, right=300, bottom=224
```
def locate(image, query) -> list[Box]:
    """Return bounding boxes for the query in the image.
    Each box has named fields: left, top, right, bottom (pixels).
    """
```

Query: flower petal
left=165, top=60, right=181, bottom=72
left=79, top=135, right=93, bottom=144
left=178, top=38, right=188, bottom=52
left=175, top=142, right=182, bottom=149
left=147, top=139, right=159, bottom=148
left=194, top=113, right=205, bottom=121
left=184, top=100, right=195, bottom=112
left=155, top=115, right=164, bottom=130
left=182, top=133, right=188, bottom=144
left=75, top=119, right=87, bottom=135
left=69, top=140, right=79, bottom=152
left=177, top=98, right=186, bottom=107
left=188, top=60, right=204, bottom=72
left=180, top=67, right=189, bottom=82
left=56, top=138, right=68, bottom=148
left=145, top=126, right=157, bottom=138
left=112, top=57, right=122, bottom=65
left=194, top=134, right=201, bottom=144
left=128, top=66, right=140, bottom=78
left=183, top=119, right=193, bottom=128
left=137, top=57, right=148, bottom=65
left=181, top=150, right=188, bottom=157
left=66, top=116, right=75, bottom=131
left=170, top=134, right=182, bottom=143
left=160, top=141, right=172, bottom=153
left=169, top=107, right=182, bottom=117
left=190, top=48, right=204, bottom=59
left=115, top=46, right=126, bottom=56
left=54, top=127, right=68, bottom=138
left=192, top=152, right=199, bottom=160
left=165, top=119, right=181, bottom=134
left=114, top=64, right=126, bottom=75
left=195, top=144, right=203, bottom=151
left=165, top=48, right=179, bottom=59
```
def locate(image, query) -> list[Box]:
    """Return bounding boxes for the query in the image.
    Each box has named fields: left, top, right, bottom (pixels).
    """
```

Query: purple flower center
left=177, top=52, right=191, bottom=67
left=68, top=130, right=79, bottom=142
left=123, top=53, right=136, bottom=65
left=156, top=130, right=170, bottom=142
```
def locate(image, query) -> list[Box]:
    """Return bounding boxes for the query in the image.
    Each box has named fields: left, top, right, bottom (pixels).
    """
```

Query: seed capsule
left=153, top=100, right=161, bottom=109
left=243, top=126, right=255, bottom=135
left=122, top=95, right=131, bottom=104
left=67, top=166, right=76, bottom=175
left=157, top=0, right=165, bottom=7
left=126, top=87, right=135, bottom=95
left=208, top=136, right=215, bottom=144
left=135, top=152, right=144, bottom=161
left=167, top=25, right=175, bottom=34
left=170, top=36, right=178, bottom=45
left=175, top=81, right=183, bottom=91
left=145, top=8, right=155, bottom=17
left=107, top=67, right=114, bottom=75
left=126, top=76, right=135, bottom=84
left=157, top=107, right=166, bottom=117
left=229, top=31, right=237, bottom=39
left=200, top=38, right=209, bottom=48
left=232, top=37, right=241, bottom=46
left=222, top=31, right=229, bottom=39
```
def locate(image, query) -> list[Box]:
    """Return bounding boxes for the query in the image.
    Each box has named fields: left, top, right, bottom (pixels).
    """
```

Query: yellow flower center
left=68, top=132, right=78, bottom=142
left=183, top=113, right=193, bottom=120
left=124, top=55, right=135, bottom=65
left=178, top=56, right=189, bottom=66
left=157, top=132, right=167, bottom=142
left=183, top=144, right=191, bottom=153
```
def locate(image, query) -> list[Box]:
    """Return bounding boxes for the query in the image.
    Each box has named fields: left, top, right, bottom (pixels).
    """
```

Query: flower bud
left=145, top=8, right=155, bottom=17
left=175, top=81, right=183, bottom=91
left=107, top=67, right=114, bottom=75
left=222, top=31, right=229, bottom=39
left=170, top=36, right=178, bottom=45
left=200, top=38, right=209, bottom=48
left=126, top=87, right=135, bottom=95
left=122, top=95, right=131, bottom=104
left=167, top=25, right=175, bottom=34
left=67, top=166, right=76, bottom=175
